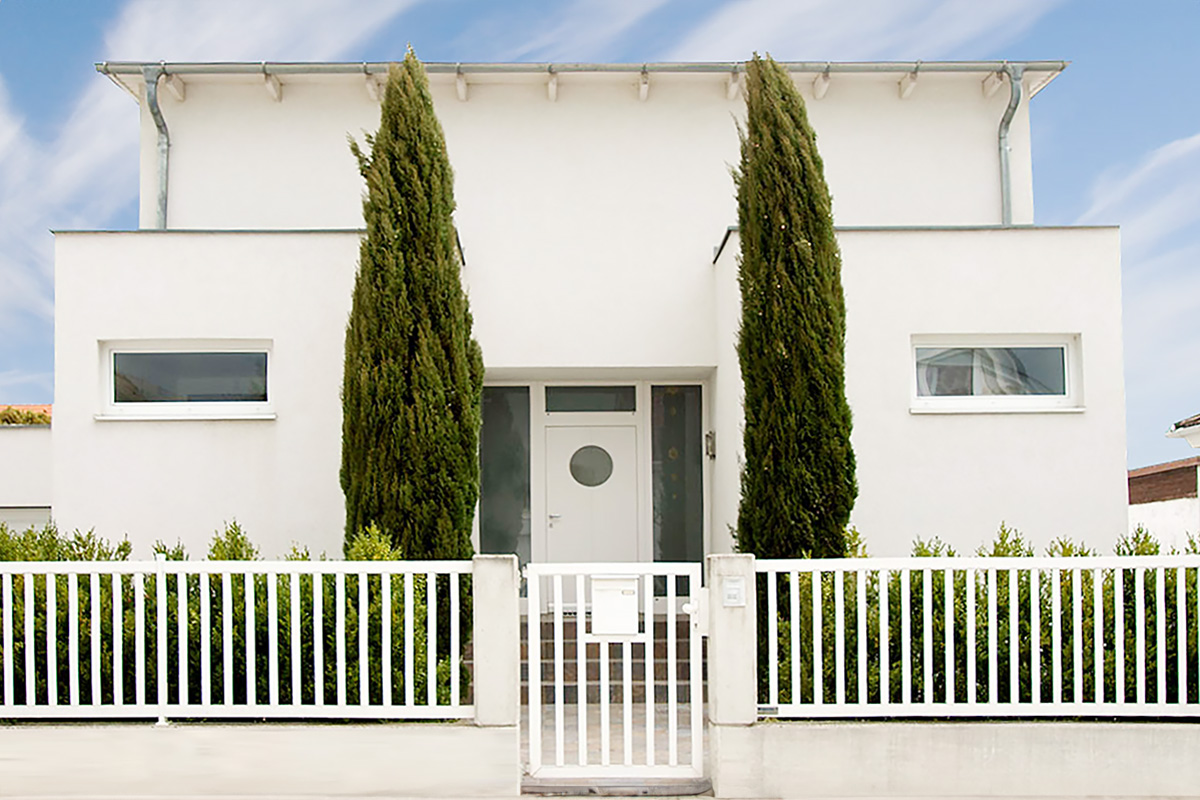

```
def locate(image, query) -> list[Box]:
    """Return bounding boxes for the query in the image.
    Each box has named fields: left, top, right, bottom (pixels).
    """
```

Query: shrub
left=0, top=407, right=50, bottom=425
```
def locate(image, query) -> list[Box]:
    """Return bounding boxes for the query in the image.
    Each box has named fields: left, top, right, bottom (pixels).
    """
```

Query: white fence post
left=471, top=555, right=520, bottom=727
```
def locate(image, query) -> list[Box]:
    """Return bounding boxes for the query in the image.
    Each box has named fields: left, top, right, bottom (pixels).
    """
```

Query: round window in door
left=570, top=445, right=613, bottom=487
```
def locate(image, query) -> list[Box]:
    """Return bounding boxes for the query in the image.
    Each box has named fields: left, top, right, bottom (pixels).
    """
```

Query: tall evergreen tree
left=341, top=51, right=484, bottom=559
left=735, top=54, right=856, bottom=559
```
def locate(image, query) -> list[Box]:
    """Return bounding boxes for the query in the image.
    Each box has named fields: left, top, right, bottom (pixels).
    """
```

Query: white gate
left=523, top=562, right=705, bottom=781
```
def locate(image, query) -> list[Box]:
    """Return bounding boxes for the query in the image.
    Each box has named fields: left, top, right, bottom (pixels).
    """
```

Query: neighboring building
left=42, top=60, right=1126, bottom=559
left=1128, top=456, right=1200, bottom=552
left=1168, top=412, right=1200, bottom=449
left=0, top=405, right=52, bottom=530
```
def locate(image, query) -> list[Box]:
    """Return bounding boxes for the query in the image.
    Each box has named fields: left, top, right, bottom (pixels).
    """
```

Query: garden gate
left=522, top=562, right=705, bottom=787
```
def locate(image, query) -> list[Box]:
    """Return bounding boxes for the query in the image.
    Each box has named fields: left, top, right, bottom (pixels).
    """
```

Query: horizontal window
left=114, top=352, right=268, bottom=403
left=915, top=347, right=1065, bottom=397
left=545, top=386, right=636, bottom=413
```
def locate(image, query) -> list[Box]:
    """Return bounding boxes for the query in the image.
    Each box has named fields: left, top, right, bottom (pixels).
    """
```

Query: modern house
left=30, top=59, right=1128, bottom=559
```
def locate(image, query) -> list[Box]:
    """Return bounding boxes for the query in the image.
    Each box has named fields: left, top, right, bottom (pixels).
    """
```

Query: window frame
left=909, top=334, right=1082, bottom=414
left=97, top=339, right=275, bottom=421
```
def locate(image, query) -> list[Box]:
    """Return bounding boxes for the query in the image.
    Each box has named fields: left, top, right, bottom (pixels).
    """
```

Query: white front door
left=545, top=425, right=639, bottom=563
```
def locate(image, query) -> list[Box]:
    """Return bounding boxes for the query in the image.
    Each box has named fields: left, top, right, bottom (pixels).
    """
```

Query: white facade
left=48, top=61, right=1125, bottom=558
left=0, top=424, right=52, bottom=530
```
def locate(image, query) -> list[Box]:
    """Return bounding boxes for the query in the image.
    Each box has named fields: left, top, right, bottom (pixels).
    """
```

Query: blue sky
left=0, top=0, right=1197, bottom=469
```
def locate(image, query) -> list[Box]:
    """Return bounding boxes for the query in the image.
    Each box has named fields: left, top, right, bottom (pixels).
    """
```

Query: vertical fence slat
left=403, top=572, right=413, bottom=707
left=1135, top=567, right=1145, bottom=706
left=789, top=571, right=800, bottom=707
left=576, top=575, right=587, bottom=766
left=944, top=568, right=954, bottom=704
left=1051, top=567, right=1061, bottom=705
left=291, top=572, right=301, bottom=707
left=856, top=569, right=867, bottom=706
left=336, top=573, right=346, bottom=708
left=966, top=568, right=976, bottom=705
left=177, top=572, right=187, bottom=707
left=835, top=569, right=846, bottom=706
left=1008, top=569, right=1018, bottom=704
left=221, top=572, right=232, bottom=706
left=270, top=572, right=280, bottom=707
left=1177, top=566, right=1186, bottom=705
left=599, top=635, right=610, bottom=766
left=247, top=571, right=256, bottom=707
left=450, top=572, right=461, bottom=709
left=622, top=639, right=633, bottom=766
left=314, top=572, right=324, bottom=707
left=427, top=572, right=437, bottom=707
left=68, top=573, right=79, bottom=707
left=1072, top=568, right=1082, bottom=705
left=155, top=566, right=166, bottom=714
left=1093, top=567, right=1103, bottom=704
left=47, top=574, right=57, bottom=706
left=552, top=574, right=565, bottom=767
left=1156, top=566, right=1165, bottom=704
left=25, top=573, right=35, bottom=705
left=381, top=574, right=391, bottom=707
left=879, top=569, right=889, bottom=706
left=358, top=572, right=367, bottom=707
left=1116, top=567, right=1125, bottom=704
left=527, top=572, right=542, bottom=772
left=199, top=573, right=210, bottom=707
left=987, top=568, right=997, bottom=706
left=667, top=575, right=678, bottom=766
left=643, top=572, right=654, bottom=767
left=689, top=570, right=703, bottom=771
left=1031, top=568, right=1040, bottom=704
left=3, top=574, right=13, bottom=706
left=813, top=569, right=824, bottom=705
left=901, top=569, right=911, bottom=706
left=922, top=568, right=932, bottom=705
left=767, top=572, right=778, bottom=706
left=133, top=574, right=143, bottom=707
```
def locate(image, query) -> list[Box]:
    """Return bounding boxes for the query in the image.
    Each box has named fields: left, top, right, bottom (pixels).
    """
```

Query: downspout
left=997, top=63, right=1025, bottom=227
left=143, top=64, right=170, bottom=229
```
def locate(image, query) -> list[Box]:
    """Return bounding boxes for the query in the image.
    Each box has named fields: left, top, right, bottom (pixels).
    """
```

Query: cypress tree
left=735, top=54, right=856, bottom=559
left=341, top=51, right=484, bottom=559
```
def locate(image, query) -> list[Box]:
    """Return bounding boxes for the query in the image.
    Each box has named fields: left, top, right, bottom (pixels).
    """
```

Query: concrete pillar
left=706, top=553, right=757, bottom=725
left=471, top=554, right=520, bottom=727
left=707, top=553, right=761, bottom=798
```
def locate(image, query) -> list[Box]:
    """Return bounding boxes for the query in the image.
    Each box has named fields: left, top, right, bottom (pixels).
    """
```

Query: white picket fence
left=757, top=556, right=1200, bottom=718
left=0, top=560, right=472, bottom=720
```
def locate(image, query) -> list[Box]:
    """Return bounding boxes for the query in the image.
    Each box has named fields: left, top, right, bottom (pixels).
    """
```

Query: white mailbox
left=590, top=575, right=641, bottom=637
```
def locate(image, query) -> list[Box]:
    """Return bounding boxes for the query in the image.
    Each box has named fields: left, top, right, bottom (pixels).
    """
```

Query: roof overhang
left=96, top=60, right=1067, bottom=101
left=1168, top=413, right=1200, bottom=449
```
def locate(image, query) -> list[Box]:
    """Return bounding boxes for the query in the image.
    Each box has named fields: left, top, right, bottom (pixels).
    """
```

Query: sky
left=0, top=0, right=1197, bottom=470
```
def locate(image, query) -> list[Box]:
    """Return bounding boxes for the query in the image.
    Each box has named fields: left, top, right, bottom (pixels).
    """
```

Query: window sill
left=94, top=412, right=277, bottom=422
left=909, top=406, right=1085, bottom=415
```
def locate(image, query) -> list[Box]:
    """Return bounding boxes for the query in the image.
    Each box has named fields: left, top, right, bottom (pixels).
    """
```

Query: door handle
left=548, top=514, right=562, bottom=525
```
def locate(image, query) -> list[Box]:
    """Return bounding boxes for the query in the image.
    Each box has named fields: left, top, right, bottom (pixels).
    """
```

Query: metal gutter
left=97, top=59, right=1067, bottom=79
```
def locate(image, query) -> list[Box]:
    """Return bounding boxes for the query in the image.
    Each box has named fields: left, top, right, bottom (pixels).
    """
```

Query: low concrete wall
left=0, top=722, right=519, bottom=798
left=712, top=721, right=1200, bottom=798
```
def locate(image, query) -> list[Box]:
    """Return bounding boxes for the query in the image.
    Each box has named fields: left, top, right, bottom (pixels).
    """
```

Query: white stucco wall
left=712, top=226, right=1126, bottom=557
left=137, top=69, right=1035, bottom=234
left=53, top=231, right=359, bottom=559
left=1129, top=496, right=1199, bottom=553
left=0, top=424, right=52, bottom=529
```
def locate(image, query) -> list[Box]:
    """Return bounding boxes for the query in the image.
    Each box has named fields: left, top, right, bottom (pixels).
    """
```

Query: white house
left=35, top=60, right=1128, bottom=559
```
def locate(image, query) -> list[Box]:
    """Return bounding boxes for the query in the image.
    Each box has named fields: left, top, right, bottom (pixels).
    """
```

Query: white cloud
left=663, top=0, right=1060, bottom=61
left=457, top=0, right=672, bottom=62
left=0, top=0, right=419, bottom=374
